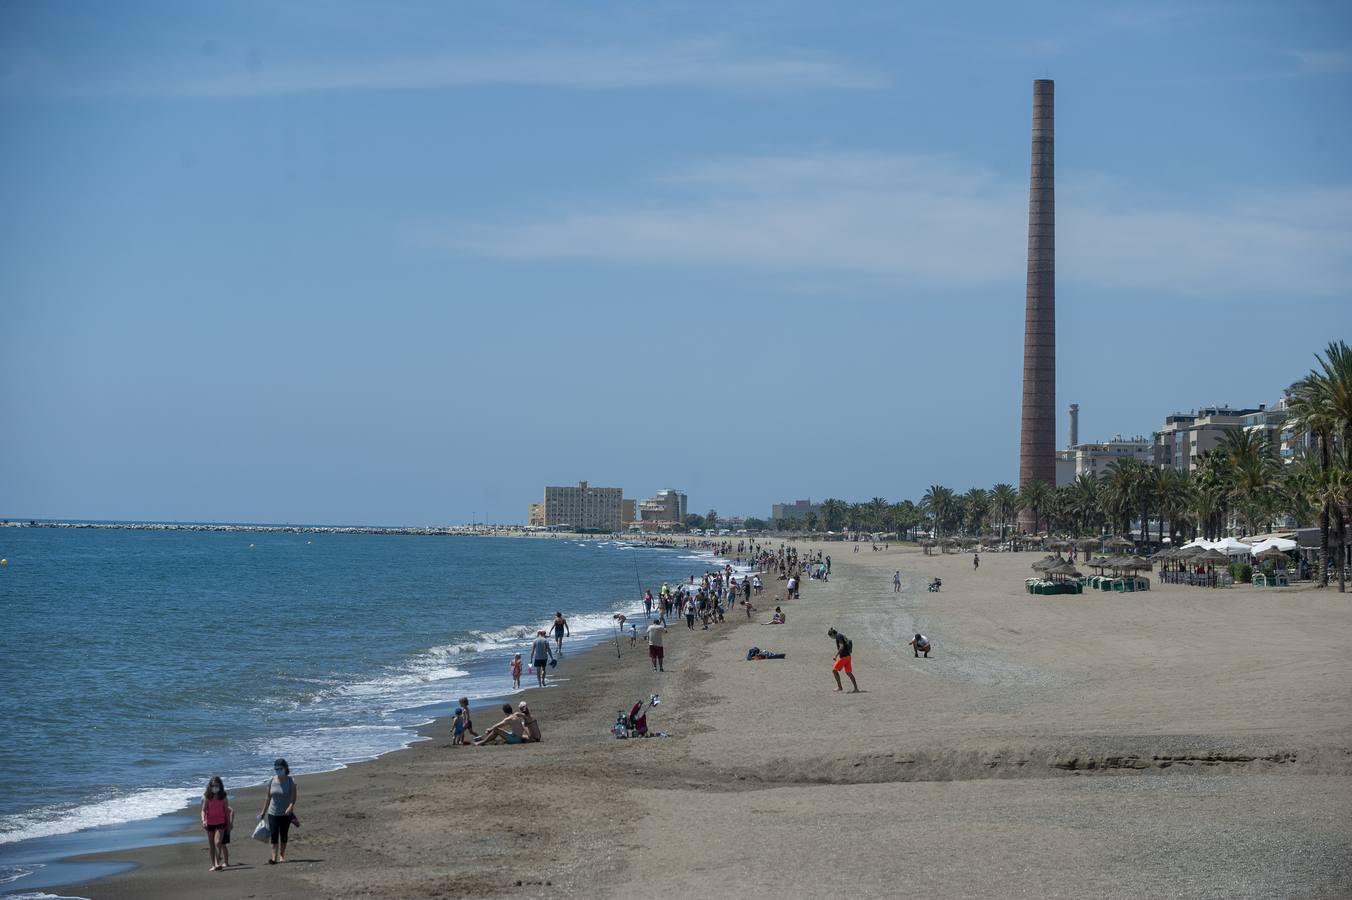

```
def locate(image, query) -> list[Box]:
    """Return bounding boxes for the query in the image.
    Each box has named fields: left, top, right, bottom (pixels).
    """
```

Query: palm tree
left=1156, top=467, right=1192, bottom=545
left=866, top=497, right=889, bottom=533
left=921, top=485, right=955, bottom=539
left=990, top=483, right=1018, bottom=543
left=962, top=488, right=990, bottom=535
left=819, top=498, right=849, bottom=533
left=1288, top=362, right=1339, bottom=587
left=1066, top=474, right=1100, bottom=537
left=1019, top=480, right=1053, bottom=535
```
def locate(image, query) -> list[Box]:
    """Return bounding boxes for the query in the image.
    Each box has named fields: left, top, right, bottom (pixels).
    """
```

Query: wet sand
left=64, top=545, right=1352, bottom=898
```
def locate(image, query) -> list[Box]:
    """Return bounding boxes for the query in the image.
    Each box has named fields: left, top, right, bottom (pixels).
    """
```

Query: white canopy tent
left=1212, top=537, right=1254, bottom=556
left=1250, top=537, right=1297, bottom=554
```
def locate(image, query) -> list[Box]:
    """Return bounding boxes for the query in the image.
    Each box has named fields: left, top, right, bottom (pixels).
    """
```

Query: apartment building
left=542, top=481, right=624, bottom=531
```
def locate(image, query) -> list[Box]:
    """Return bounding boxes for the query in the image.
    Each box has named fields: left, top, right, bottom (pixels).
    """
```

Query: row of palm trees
left=772, top=341, right=1351, bottom=591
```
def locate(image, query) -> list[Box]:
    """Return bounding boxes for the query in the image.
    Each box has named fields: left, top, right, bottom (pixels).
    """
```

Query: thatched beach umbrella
left=1030, top=555, right=1059, bottom=572
left=1104, top=535, right=1134, bottom=550
left=1198, top=549, right=1231, bottom=565
left=1075, top=537, right=1101, bottom=551
left=1048, top=538, right=1071, bottom=550
left=1049, top=562, right=1083, bottom=579
left=1128, top=555, right=1153, bottom=570
left=1255, top=546, right=1290, bottom=563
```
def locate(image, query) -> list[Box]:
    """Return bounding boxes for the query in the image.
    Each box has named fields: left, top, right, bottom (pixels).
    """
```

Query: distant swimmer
left=552, top=612, right=570, bottom=654
left=893, top=571, right=901, bottom=592
left=909, top=633, right=932, bottom=658
left=827, top=628, right=859, bottom=693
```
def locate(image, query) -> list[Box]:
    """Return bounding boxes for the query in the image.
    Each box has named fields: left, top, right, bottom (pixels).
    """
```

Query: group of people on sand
left=453, top=694, right=543, bottom=746
left=198, top=757, right=299, bottom=873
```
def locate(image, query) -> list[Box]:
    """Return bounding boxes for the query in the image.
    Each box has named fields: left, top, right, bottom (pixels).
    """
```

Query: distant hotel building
left=622, top=499, right=637, bottom=526
left=639, top=489, right=687, bottom=529
left=541, top=481, right=624, bottom=532
left=527, top=503, right=545, bottom=527
left=1153, top=406, right=1266, bottom=473
left=772, top=499, right=821, bottom=524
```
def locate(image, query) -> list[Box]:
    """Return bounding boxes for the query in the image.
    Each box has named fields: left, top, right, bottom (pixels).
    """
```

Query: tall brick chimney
left=1018, top=79, right=1056, bottom=533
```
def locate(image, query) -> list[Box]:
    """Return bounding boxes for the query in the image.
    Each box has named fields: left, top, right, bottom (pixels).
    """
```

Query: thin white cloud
left=1291, top=48, right=1352, bottom=74
left=80, top=38, right=884, bottom=99
left=442, top=152, right=1352, bottom=297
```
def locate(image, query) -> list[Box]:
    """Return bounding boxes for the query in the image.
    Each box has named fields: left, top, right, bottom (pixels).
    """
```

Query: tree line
left=767, top=341, right=1351, bottom=592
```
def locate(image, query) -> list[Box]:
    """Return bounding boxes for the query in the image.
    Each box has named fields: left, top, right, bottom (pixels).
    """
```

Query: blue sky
left=2, top=0, right=1349, bottom=525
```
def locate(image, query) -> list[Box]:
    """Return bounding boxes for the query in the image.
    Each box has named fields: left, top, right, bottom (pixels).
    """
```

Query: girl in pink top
left=200, top=775, right=234, bottom=871
left=510, top=654, right=523, bottom=689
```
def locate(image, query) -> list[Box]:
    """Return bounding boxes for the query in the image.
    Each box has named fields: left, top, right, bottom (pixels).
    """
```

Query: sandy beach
left=64, top=544, right=1352, bottom=899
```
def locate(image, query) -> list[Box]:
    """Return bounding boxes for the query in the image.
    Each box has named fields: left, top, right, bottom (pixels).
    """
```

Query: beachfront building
left=542, top=481, right=624, bottom=532
left=1070, top=436, right=1153, bottom=478
left=772, top=499, right=821, bottom=525
left=527, top=503, right=545, bottom=527
left=638, top=489, right=687, bottom=529
left=1152, top=406, right=1265, bottom=473
left=1055, top=450, right=1075, bottom=487
left=622, top=499, right=637, bottom=526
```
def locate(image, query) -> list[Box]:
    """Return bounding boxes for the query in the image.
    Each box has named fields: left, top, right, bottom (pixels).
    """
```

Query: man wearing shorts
left=645, top=619, right=668, bottom=672
left=827, top=627, right=859, bottom=693
left=531, top=630, right=554, bottom=688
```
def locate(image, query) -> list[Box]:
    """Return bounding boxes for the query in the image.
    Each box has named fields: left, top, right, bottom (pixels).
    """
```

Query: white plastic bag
left=252, top=817, right=270, bottom=843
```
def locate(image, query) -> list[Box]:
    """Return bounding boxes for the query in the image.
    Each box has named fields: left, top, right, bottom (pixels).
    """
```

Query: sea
left=0, top=527, right=730, bottom=896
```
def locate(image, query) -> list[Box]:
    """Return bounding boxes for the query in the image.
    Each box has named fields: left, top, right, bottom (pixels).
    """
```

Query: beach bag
left=745, top=647, right=761, bottom=660
left=252, top=818, right=270, bottom=843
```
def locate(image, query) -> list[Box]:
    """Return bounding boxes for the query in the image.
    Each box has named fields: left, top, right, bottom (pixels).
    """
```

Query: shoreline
left=31, top=546, right=1352, bottom=898
left=7, top=540, right=773, bottom=898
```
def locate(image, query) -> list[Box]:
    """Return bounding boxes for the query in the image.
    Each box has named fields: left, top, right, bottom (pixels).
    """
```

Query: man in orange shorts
left=827, top=628, right=859, bottom=693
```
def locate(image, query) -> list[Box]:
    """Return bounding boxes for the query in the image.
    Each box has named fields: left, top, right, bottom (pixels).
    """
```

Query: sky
left=1, top=0, right=1350, bottom=525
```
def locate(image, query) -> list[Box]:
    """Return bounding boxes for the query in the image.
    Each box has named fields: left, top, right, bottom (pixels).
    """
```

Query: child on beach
left=457, top=697, right=477, bottom=741
left=511, top=653, right=523, bottom=690
left=452, top=708, right=467, bottom=745
left=200, top=775, right=232, bottom=872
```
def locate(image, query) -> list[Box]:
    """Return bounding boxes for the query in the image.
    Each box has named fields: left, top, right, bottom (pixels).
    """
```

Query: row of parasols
left=1029, top=551, right=1151, bottom=581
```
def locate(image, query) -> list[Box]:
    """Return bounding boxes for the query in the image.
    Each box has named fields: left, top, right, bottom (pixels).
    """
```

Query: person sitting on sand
left=517, top=701, right=541, bottom=742
left=909, top=633, right=932, bottom=658
left=763, top=606, right=785, bottom=625
left=475, top=703, right=526, bottom=745
left=827, top=628, right=859, bottom=693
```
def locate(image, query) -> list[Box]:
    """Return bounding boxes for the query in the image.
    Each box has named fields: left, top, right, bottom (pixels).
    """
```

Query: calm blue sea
left=0, top=528, right=716, bottom=893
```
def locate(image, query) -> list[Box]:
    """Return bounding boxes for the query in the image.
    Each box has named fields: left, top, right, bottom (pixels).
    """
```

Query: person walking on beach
left=973, top=553, right=980, bottom=571
left=643, top=589, right=653, bottom=618
left=531, top=630, right=555, bottom=687
left=827, top=628, right=859, bottom=693
left=893, top=571, right=901, bottom=593
left=552, top=612, right=571, bottom=655
left=201, top=776, right=232, bottom=872
left=909, top=633, right=933, bottom=658
left=510, top=654, right=523, bottom=690
left=645, top=619, right=668, bottom=672
left=257, top=758, right=297, bottom=865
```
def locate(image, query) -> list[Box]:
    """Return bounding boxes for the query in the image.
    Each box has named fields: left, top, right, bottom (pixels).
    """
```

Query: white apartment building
left=1071, top=436, right=1153, bottom=478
